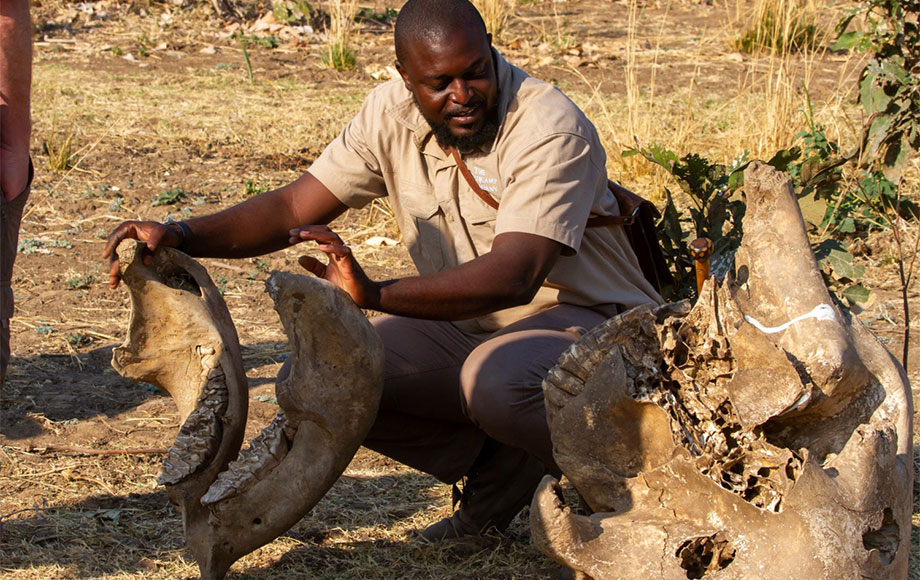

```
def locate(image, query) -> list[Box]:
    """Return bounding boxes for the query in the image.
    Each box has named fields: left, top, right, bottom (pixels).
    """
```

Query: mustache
left=445, top=103, right=483, bottom=118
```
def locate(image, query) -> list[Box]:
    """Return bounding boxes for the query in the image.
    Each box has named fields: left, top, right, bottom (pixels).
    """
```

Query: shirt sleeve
left=494, top=132, right=608, bottom=255
left=307, top=90, right=389, bottom=209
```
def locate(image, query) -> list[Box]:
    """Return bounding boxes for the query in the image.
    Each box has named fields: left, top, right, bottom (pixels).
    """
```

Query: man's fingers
left=290, top=225, right=352, bottom=260
left=103, top=223, right=138, bottom=288
left=144, top=225, right=171, bottom=252
left=290, top=225, right=342, bottom=246
left=103, top=221, right=161, bottom=288
left=297, top=255, right=326, bottom=277
left=108, top=251, right=122, bottom=289
left=317, top=240, right=351, bottom=259
left=102, top=222, right=132, bottom=259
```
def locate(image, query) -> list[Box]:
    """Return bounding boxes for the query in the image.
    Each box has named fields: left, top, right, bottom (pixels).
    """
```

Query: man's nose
left=449, top=79, right=473, bottom=104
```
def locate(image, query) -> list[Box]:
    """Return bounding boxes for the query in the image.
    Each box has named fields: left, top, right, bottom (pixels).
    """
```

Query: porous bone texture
left=532, top=162, right=913, bottom=580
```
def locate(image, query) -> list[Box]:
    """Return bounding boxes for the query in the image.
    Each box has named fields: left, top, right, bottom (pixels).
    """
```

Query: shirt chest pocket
left=400, top=192, right=447, bottom=275
left=458, top=192, right=499, bottom=257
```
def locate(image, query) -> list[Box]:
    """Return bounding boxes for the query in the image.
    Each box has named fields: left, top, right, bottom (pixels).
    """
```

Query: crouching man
left=104, top=0, right=661, bottom=541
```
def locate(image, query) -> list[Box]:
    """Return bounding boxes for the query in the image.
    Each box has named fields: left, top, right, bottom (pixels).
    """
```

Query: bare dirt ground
left=1, top=0, right=918, bottom=578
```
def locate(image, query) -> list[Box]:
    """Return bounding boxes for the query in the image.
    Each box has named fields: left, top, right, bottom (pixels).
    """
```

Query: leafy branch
left=623, top=144, right=747, bottom=302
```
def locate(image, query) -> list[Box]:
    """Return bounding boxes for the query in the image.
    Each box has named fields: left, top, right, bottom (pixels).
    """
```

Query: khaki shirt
left=309, top=50, right=662, bottom=333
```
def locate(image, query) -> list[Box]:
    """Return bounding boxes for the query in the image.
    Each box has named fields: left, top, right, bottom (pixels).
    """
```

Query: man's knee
left=459, top=348, right=528, bottom=427
left=458, top=326, right=588, bottom=429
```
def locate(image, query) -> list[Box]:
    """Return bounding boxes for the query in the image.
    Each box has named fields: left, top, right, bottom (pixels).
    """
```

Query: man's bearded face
left=397, top=26, right=500, bottom=151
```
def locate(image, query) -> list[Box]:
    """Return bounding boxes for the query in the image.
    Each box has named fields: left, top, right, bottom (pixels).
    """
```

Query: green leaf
left=825, top=248, right=865, bottom=280
left=766, top=147, right=801, bottom=172
left=881, top=133, right=912, bottom=182
left=859, top=72, right=892, bottom=115
left=798, top=191, right=827, bottom=227
left=643, top=144, right=679, bottom=171
left=832, top=30, right=862, bottom=50
left=878, top=56, right=909, bottom=84
left=862, top=113, right=894, bottom=160
left=841, top=284, right=871, bottom=305
left=658, top=189, right=685, bottom=242
left=834, top=11, right=858, bottom=37
left=727, top=169, right=745, bottom=191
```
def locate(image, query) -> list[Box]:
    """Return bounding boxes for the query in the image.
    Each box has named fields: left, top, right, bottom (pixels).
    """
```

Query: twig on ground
left=34, top=445, right=168, bottom=456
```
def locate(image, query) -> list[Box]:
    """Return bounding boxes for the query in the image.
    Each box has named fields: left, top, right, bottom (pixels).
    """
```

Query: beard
left=413, top=94, right=501, bottom=151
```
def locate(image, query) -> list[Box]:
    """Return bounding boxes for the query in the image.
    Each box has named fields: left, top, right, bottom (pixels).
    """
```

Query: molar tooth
left=158, top=406, right=221, bottom=486
left=201, top=412, right=291, bottom=504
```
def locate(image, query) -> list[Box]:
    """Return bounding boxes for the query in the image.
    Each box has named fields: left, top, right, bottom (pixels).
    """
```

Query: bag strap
left=449, top=146, right=637, bottom=227
left=449, top=146, right=500, bottom=210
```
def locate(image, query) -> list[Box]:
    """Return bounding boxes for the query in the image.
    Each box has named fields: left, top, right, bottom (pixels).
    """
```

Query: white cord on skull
left=743, top=303, right=836, bottom=334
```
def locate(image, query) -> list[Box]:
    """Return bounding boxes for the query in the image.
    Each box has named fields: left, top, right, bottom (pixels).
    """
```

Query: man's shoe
left=418, top=508, right=481, bottom=541
left=419, top=439, right=546, bottom=542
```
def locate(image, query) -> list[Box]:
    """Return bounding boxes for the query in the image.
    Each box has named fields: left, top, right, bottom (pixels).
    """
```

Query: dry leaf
left=365, top=236, right=399, bottom=247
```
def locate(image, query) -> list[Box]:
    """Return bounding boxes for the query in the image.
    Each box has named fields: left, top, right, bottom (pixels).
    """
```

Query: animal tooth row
left=547, top=290, right=803, bottom=513
left=159, top=405, right=221, bottom=485
left=158, top=356, right=229, bottom=486
left=201, top=411, right=292, bottom=505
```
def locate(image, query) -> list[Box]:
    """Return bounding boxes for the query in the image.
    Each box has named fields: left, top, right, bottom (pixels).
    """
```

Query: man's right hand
left=102, top=221, right=183, bottom=288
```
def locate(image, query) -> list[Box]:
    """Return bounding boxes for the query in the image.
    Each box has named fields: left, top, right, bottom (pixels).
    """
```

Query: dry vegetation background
left=1, top=0, right=918, bottom=577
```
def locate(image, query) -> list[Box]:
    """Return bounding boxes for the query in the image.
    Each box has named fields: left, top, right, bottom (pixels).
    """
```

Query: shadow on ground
left=0, top=470, right=461, bottom=579
left=1, top=341, right=287, bottom=439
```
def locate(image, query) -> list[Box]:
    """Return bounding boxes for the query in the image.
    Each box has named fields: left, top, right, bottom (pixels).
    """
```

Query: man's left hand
left=290, top=225, right=380, bottom=309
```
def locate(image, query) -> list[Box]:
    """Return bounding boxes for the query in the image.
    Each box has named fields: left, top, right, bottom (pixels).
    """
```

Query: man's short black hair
left=394, top=0, right=487, bottom=64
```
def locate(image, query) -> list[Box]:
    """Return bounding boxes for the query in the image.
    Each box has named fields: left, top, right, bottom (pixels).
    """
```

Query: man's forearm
left=372, top=232, right=562, bottom=320
left=183, top=171, right=348, bottom=258
left=0, top=0, right=33, bottom=200
left=182, top=189, right=303, bottom=258
left=374, top=269, right=530, bottom=320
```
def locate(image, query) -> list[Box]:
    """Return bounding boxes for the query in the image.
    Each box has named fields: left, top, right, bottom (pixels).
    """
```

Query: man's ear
left=486, top=32, right=492, bottom=47
left=395, top=60, right=412, bottom=92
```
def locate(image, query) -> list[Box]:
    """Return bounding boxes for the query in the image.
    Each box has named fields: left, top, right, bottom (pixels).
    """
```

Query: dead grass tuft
left=473, top=0, right=515, bottom=41
left=322, top=0, right=358, bottom=71
left=733, top=0, right=821, bottom=55
left=42, top=131, right=75, bottom=171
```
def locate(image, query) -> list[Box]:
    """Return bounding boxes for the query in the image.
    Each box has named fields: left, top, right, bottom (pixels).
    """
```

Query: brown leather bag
left=605, top=181, right=673, bottom=294
left=450, top=146, right=673, bottom=294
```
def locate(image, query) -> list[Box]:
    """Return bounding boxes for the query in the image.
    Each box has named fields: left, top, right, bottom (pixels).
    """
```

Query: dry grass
left=516, top=0, right=577, bottom=54
left=0, top=444, right=557, bottom=579
left=474, top=0, right=515, bottom=41
left=322, top=0, right=359, bottom=70
left=564, top=12, right=861, bottom=200
left=2, top=0, right=918, bottom=578
left=733, top=0, right=821, bottom=54
left=41, top=131, right=75, bottom=171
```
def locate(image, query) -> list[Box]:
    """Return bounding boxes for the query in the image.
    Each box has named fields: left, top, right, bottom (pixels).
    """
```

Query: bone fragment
left=533, top=162, right=913, bottom=579
left=112, top=247, right=383, bottom=580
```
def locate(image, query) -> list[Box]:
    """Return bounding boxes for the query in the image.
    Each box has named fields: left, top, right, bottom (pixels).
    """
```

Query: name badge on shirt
left=470, top=165, right=500, bottom=194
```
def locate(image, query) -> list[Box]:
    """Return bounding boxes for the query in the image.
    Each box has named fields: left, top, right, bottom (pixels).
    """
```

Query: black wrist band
left=165, top=220, right=192, bottom=252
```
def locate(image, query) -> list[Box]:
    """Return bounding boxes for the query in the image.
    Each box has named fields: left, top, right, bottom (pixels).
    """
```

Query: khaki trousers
left=1, top=163, right=31, bottom=387
left=362, top=304, right=608, bottom=483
